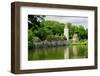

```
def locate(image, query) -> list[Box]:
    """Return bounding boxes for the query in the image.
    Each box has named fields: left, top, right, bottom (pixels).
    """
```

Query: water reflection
left=72, top=46, right=78, bottom=58
left=28, top=45, right=88, bottom=60
left=64, top=47, right=69, bottom=59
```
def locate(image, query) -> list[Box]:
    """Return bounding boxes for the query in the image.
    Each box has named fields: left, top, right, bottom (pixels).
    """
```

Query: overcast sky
left=45, top=16, right=88, bottom=29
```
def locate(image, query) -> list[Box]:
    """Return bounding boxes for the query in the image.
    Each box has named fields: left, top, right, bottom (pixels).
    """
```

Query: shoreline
left=29, top=40, right=87, bottom=49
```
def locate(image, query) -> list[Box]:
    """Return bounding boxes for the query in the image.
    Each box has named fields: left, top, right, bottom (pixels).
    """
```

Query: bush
left=46, top=35, right=54, bottom=41
left=28, top=30, right=34, bottom=41
left=70, top=39, right=88, bottom=45
left=46, top=35, right=65, bottom=41
left=33, top=37, right=41, bottom=42
left=43, top=20, right=64, bottom=35
left=35, top=27, right=52, bottom=41
left=55, top=35, right=64, bottom=41
left=61, top=35, right=67, bottom=40
left=28, top=30, right=34, bottom=50
left=28, top=41, right=33, bottom=50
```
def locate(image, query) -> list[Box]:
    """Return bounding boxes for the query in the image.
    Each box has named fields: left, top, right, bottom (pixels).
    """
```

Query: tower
left=64, top=23, right=69, bottom=40
left=72, top=32, right=79, bottom=42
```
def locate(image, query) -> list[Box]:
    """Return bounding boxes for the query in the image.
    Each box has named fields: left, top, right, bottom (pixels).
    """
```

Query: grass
left=69, top=40, right=88, bottom=45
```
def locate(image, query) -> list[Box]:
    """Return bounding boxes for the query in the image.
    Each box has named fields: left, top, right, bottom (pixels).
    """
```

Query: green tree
left=28, top=30, right=34, bottom=50
left=78, top=25, right=87, bottom=40
left=43, top=20, right=64, bottom=35
left=35, top=27, right=53, bottom=41
left=28, top=15, right=45, bottom=30
left=67, top=23, right=87, bottom=40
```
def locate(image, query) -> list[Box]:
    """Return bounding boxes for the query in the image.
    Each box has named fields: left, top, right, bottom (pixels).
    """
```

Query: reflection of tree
left=64, top=46, right=88, bottom=59
left=29, top=47, right=65, bottom=60
left=28, top=45, right=88, bottom=60
left=78, top=45, right=88, bottom=58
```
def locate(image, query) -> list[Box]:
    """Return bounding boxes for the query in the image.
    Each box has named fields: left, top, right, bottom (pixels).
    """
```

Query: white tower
left=64, top=23, right=69, bottom=40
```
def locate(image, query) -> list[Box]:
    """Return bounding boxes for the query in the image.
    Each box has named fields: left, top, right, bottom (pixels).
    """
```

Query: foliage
left=33, top=37, right=41, bottom=42
left=46, top=35, right=64, bottom=41
left=28, top=41, right=33, bottom=50
left=28, top=30, right=34, bottom=41
left=69, top=39, right=88, bottom=45
left=35, top=27, right=53, bottom=41
left=28, top=15, right=88, bottom=49
left=67, top=23, right=88, bottom=40
left=28, top=15, right=45, bottom=29
left=43, top=20, right=64, bottom=35
left=28, top=30, right=34, bottom=49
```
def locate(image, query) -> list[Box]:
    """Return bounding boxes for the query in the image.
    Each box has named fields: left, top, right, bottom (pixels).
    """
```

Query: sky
left=45, top=15, right=88, bottom=29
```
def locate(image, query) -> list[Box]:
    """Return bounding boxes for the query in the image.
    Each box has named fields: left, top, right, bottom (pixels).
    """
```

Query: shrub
left=28, top=30, right=34, bottom=50
left=46, top=35, right=54, bottom=41
left=61, top=35, right=67, bottom=40
left=28, top=41, right=33, bottom=50
left=35, top=27, right=52, bottom=41
left=28, top=30, right=34, bottom=41
left=33, top=37, right=41, bottom=42
left=46, top=35, right=65, bottom=41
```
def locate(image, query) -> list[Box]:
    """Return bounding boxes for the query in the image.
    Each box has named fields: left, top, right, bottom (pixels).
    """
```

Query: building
left=72, top=32, right=79, bottom=42
left=64, top=23, right=69, bottom=40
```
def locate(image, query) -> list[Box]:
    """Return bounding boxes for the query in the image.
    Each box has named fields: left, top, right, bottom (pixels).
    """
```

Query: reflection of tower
left=72, top=46, right=78, bottom=58
left=64, top=47, right=69, bottom=59
left=64, top=23, right=69, bottom=40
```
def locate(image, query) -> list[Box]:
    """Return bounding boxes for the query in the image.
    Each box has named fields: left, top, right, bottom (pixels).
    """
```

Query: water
left=28, top=45, right=88, bottom=61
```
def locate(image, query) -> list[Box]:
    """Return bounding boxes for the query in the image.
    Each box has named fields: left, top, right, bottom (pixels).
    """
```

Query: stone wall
left=33, top=40, right=71, bottom=48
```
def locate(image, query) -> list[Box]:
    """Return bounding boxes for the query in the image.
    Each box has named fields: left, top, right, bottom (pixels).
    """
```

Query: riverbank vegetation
left=69, top=39, right=88, bottom=45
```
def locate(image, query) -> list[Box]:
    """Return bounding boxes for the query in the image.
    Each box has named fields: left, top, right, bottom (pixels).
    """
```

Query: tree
left=28, top=15, right=45, bottom=30
left=35, top=27, right=52, bottom=41
left=67, top=23, right=87, bottom=40
left=78, top=25, right=87, bottom=40
left=28, top=30, right=34, bottom=50
left=43, top=20, right=64, bottom=35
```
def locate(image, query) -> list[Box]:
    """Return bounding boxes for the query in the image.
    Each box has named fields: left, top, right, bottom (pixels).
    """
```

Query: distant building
left=72, top=32, right=79, bottom=42
left=64, top=23, right=69, bottom=40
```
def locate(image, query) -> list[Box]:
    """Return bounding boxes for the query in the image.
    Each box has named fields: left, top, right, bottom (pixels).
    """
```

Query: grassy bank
left=69, top=40, right=88, bottom=45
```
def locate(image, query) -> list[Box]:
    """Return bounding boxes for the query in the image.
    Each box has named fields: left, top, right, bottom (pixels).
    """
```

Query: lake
left=28, top=45, right=88, bottom=60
